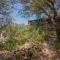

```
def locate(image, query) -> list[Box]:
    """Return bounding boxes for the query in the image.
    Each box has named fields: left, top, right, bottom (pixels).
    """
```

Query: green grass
left=0, top=21, right=60, bottom=51
left=0, top=24, right=50, bottom=51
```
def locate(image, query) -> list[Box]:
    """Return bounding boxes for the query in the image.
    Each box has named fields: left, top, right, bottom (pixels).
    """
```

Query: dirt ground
left=0, top=42, right=60, bottom=60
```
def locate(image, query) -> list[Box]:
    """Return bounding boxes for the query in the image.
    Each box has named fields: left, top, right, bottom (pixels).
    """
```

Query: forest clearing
left=0, top=0, right=60, bottom=60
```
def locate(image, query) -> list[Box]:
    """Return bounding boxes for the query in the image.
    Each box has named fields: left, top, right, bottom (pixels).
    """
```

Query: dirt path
left=0, top=42, right=60, bottom=60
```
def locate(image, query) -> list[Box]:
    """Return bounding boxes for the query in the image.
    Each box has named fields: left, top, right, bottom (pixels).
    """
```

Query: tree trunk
left=56, top=28, right=60, bottom=42
left=55, top=17, right=60, bottom=42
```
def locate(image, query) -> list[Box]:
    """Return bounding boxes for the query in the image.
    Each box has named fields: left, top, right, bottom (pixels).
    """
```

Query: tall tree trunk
left=56, top=28, right=60, bottom=42
left=55, top=17, right=60, bottom=42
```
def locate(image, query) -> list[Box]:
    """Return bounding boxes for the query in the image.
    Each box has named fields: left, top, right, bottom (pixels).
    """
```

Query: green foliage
left=0, top=25, right=18, bottom=50
left=54, top=41, right=60, bottom=50
left=16, top=27, right=47, bottom=47
left=3, top=37, right=17, bottom=50
left=0, top=38, right=17, bottom=50
left=0, top=23, right=49, bottom=50
left=30, top=0, right=47, bottom=14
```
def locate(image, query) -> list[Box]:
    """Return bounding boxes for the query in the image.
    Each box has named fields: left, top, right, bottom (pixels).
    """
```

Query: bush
left=0, top=24, right=49, bottom=51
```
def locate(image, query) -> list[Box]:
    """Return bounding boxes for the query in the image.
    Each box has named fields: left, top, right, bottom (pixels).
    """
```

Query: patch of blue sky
left=10, top=2, right=37, bottom=25
left=10, top=9, right=36, bottom=25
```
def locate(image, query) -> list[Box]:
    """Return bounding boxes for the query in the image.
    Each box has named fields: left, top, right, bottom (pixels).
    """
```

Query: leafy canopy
left=31, top=0, right=47, bottom=10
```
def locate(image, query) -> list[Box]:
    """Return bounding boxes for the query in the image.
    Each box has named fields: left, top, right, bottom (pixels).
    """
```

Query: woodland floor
left=0, top=42, right=60, bottom=60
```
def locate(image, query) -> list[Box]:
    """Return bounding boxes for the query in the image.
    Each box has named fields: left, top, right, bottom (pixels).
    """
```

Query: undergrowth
left=0, top=23, right=59, bottom=51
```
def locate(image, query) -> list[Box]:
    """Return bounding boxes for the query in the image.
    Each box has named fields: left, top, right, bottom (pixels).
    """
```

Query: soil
left=0, top=42, right=60, bottom=60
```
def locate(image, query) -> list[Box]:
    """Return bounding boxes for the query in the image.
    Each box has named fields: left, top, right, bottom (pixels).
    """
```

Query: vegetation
left=0, top=20, right=60, bottom=51
left=0, top=22, right=48, bottom=50
left=22, top=0, right=60, bottom=42
left=0, top=0, right=60, bottom=60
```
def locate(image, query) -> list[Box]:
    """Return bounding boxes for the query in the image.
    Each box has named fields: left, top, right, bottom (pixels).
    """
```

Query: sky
left=3, top=0, right=60, bottom=25
left=10, top=0, right=60, bottom=25
left=10, top=2, right=48, bottom=25
left=10, top=10, right=36, bottom=25
left=9, top=2, right=37, bottom=25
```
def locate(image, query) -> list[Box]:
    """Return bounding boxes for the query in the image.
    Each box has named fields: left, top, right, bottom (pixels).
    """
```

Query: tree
left=0, top=0, right=12, bottom=29
left=21, top=0, right=60, bottom=42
